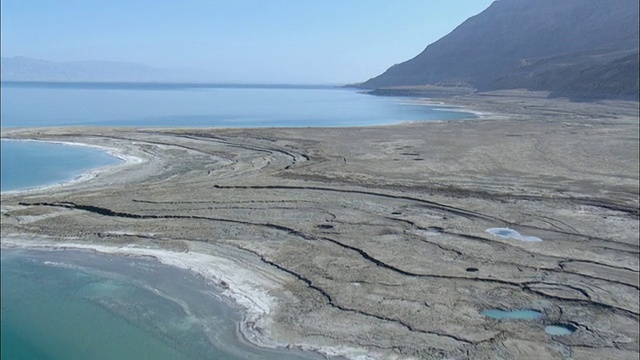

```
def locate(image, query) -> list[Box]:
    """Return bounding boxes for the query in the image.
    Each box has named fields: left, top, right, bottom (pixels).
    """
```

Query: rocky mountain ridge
left=360, top=0, right=639, bottom=100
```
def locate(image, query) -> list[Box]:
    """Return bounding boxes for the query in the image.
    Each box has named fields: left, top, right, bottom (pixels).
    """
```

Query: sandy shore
left=1, top=91, right=638, bottom=359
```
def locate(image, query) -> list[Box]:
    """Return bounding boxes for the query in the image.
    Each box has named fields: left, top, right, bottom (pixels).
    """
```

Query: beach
left=1, top=91, right=639, bottom=359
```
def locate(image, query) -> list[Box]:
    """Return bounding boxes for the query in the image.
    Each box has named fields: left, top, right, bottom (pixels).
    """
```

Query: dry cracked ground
left=2, top=92, right=639, bottom=359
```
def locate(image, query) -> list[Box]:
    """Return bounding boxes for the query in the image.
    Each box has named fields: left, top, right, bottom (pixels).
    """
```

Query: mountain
left=0, top=56, right=205, bottom=83
left=360, top=0, right=639, bottom=100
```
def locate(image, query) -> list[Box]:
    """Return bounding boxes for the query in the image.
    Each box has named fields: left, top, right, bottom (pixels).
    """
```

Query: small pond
left=545, top=324, right=577, bottom=336
left=486, top=228, right=542, bottom=242
left=481, top=309, right=543, bottom=320
left=482, top=309, right=577, bottom=337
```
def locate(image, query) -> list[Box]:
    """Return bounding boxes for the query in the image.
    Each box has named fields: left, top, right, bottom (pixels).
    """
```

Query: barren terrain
left=2, top=91, right=638, bottom=359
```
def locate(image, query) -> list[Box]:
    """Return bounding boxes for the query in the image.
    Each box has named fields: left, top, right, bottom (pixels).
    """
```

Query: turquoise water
left=481, top=309, right=543, bottom=320
left=482, top=310, right=577, bottom=337
left=545, top=324, right=577, bottom=336
left=0, top=82, right=474, bottom=127
left=1, top=249, right=324, bottom=360
left=0, top=140, right=122, bottom=192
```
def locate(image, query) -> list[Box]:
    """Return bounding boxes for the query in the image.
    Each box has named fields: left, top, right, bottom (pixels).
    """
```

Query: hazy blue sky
left=1, top=0, right=494, bottom=84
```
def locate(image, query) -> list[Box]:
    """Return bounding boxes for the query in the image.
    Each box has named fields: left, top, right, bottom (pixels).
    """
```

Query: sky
left=1, top=0, right=495, bottom=84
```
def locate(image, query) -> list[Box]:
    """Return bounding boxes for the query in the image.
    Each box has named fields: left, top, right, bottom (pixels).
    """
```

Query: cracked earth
left=2, top=92, right=638, bottom=359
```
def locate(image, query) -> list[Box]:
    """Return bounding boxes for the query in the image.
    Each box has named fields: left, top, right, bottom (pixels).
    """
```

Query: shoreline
left=0, top=107, right=483, bottom=197
left=395, top=98, right=487, bottom=118
left=0, top=138, right=145, bottom=196
left=0, top=236, right=377, bottom=360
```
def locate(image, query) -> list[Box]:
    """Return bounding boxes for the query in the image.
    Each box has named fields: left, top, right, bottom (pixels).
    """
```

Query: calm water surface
left=1, top=82, right=473, bottom=127
left=1, top=82, right=475, bottom=193
left=1, top=249, right=324, bottom=360
left=0, top=140, right=122, bottom=192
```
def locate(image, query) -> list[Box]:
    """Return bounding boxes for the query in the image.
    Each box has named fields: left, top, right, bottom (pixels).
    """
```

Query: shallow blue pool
left=485, top=228, right=542, bottom=242
left=482, top=309, right=543, bottom=320
left=545, top=324, right=577, bottom=336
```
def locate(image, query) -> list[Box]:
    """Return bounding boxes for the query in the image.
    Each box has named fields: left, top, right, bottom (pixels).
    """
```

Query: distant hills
left=0, top=56, right=204, bottom=83
left=360, top=0, right=639, bottom=101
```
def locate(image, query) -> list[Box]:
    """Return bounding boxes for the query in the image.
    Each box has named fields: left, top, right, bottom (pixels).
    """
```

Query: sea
left=0, top=81, right=474, bottom=359
left=1, top=81, right=472, bottom=128
left=0, top=140, right=123, bottom=192
left=1, top=249, right=325, bottom=360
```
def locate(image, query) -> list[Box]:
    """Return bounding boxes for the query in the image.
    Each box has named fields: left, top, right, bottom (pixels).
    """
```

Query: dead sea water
left=1, top=82, right=474, bottom=127
left=1, top=249, right=325, bottom=360
left=1, top=82, right=475, bottom=191
left=0, top=140, right=123, bottom=192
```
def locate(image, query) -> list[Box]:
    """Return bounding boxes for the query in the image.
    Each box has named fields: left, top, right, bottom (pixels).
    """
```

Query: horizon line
left=0, top=80, right=352, bottom=89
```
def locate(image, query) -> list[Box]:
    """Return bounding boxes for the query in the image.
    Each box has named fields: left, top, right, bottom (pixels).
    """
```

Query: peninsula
left=2, top=91, right=638, bottom=359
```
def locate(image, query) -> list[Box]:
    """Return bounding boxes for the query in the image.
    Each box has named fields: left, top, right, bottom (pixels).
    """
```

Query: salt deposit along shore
left=0, top=138, right=144, bottom=195
left=1, top=91, right=639, bottom=360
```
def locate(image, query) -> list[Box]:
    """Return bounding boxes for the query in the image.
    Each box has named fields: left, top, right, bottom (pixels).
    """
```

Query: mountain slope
left=360, top=0, right=639, bottom=100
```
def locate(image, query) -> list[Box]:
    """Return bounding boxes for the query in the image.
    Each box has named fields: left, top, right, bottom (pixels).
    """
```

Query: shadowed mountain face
left=361, top=0, right=639, bottom=100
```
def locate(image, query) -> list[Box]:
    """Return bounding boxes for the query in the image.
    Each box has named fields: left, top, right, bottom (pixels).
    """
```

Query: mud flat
left=2, top=91, right=639, bottom=359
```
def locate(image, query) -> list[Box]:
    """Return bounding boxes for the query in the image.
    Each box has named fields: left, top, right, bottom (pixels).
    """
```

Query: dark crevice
left=169, top=133, right=311, bottom=163
left=20, top=200, right=640, bottom=318
left=235, top=246, right=477, bottom=345
left=210, top=185, right=501, bottom=222
left=592, top=246, right=640, bottom=256
left=559, top=259, right=639, bottom=273
left=280, top=171, right=639, bottom=217
left=212, top=185, right=637, bottom=248
left=132, top=199, right=315, bottom=205
left=18, top=201, right=312, bottom=240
